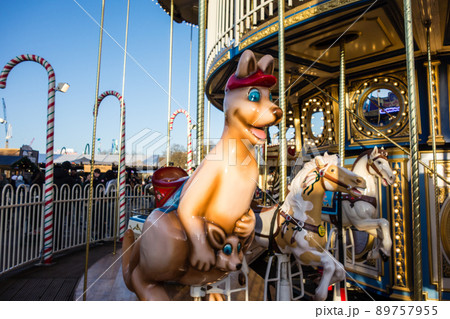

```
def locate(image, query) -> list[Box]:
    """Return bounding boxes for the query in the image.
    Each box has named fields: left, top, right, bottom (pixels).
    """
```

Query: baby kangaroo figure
left=122, top=50, right=282, bottom=300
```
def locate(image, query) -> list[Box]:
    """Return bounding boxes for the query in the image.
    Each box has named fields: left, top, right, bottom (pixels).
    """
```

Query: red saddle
left=152, top=167, right=189, bottom=208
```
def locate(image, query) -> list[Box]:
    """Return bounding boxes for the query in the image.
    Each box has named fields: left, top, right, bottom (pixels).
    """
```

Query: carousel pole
left=206, top=101, right=211, bottom=153
left=403, top=0, right=423, bottom=300
left=166, top=0, right=174, bottom=165
left=188, top=25, right=193, bottom=116
left=197, top=0, right=206, bottom=166
left=335, top=39, right=347, bottom=301
left=426, top=23, right=442, bottom=300
left=114, top=0, right=131, bottom=255
left=83, top=0, right=105, bottom=301
left=277, top=0, right=287, bottom=202
left=263, top=131, right=268, bottom=205
left=0, top=54, right=56, bottom=264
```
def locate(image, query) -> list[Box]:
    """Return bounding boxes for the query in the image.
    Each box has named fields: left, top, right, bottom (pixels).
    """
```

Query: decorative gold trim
left=348, top=74, right=409, bottom=144
left=440, top=185, right=450, bottom=263
left=389, top=293, right=413, bottom=301
left=390, top=159, right=412, bottom=292
left=424, top=156, right=450, bottom=292
left=424, top=61, right=445, bottom=145
left=238, top=0, right=363, bottom=51
left=346, top=277, right=389, bottom=294
left=448, top=65, right=450, bottom=131
left=207, top=51, right=231, bottom=79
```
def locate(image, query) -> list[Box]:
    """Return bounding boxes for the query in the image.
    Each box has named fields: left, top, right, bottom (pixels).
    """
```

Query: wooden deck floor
left=0, top=243, right=115, bottom=301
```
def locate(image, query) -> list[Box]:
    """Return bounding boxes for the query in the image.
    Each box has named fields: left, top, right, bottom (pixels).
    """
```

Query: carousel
left=1, top=0, right=449, bottom=302
left=152, top=0, right=450, bottom=301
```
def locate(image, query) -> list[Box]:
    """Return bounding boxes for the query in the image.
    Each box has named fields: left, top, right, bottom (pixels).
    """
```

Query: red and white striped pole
left=0, top=54, right=56, bottom=264
left=169, top=109, right=193, bottom=175
left=95, top=90, right=127, bottom=240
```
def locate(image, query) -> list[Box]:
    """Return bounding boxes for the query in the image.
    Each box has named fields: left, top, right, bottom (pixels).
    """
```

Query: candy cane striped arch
left=96, top=90, right=127, bottom=240
left=169, top=109, right=193, bottom=175
left=0, top=54, right=56, bottom=264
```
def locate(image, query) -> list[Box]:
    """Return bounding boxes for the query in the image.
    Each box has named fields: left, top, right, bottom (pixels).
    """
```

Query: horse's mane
left=351, top=150, right=372, bottom=170
left=282, top=153, right=339, bottom=222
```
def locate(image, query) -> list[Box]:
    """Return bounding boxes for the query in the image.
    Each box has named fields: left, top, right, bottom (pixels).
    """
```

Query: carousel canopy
left=157, top=0, right=198, bottom=25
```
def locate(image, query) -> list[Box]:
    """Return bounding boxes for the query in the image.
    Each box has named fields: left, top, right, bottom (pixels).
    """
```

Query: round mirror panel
left=362, top=88, right=400, bottom=127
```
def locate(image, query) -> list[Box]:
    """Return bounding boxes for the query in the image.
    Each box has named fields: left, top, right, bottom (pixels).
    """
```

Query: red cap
left=225, top=69, right=277, bottom=91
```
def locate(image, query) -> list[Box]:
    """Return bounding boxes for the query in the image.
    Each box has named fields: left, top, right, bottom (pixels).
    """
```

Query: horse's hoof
left=380, top=250, right=389, bottom=262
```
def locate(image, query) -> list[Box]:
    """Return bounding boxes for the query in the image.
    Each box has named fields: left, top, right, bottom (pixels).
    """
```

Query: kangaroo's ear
left=236, top=50, right=257, bottom=78
left=207, top=223, right=227, bottom=250
left=257, top=55, right=274, bottom=75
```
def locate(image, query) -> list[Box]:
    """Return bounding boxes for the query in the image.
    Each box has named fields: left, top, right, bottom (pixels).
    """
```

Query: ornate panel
left=423, top=153, right=450, bottom=294
left=347, top=72, right=411, bottom=146
left=298, top=90, right=337, bottom=153
left=424, top=61, right=445, bottom=145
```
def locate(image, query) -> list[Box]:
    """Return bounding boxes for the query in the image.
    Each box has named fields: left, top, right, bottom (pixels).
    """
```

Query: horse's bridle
left=366, top=150, right=389, bottom=179
left=316, top=164, right=358, bottom=193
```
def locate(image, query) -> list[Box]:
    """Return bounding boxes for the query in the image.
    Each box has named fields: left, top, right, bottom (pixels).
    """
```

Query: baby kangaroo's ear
left=206, top=223, right=227, bottom=250
left=236, top=50, right=257, bottom=78
left=257, top=55, right=274, bottom=75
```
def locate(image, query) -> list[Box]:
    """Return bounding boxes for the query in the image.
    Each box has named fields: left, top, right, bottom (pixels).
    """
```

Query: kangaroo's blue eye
left=248, top=88, right=261, bottom=102
left=269, top=92, right=273, bottom=102
left=237, top=242, right=242, bottom=252
left=223, top=244, right=232, bottom=255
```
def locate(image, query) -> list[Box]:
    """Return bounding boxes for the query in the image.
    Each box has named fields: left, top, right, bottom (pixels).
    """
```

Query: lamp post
left=0, top=54, right=67, bottom=264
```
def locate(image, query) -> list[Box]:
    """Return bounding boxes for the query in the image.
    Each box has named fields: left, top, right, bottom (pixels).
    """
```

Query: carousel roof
left=156, top=0, right=198, bottom=25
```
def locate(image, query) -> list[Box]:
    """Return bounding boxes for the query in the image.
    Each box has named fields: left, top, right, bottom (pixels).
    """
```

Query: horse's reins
left=366, top=150, right=389, bottom=180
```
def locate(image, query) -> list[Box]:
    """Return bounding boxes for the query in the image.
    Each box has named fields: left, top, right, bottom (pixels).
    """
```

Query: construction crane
left=2, top=98, right=12, bottom=148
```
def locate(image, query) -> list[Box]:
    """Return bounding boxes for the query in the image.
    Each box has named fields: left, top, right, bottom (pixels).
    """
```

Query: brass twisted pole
left=83, top=0, right=105, bottom=301
left=166, top=0, right=174, bottom=165
left=197, top=0, right=207, bottom=165
left=113, top=0, right=131, bottom=255
left=403, top=0, right=422, bottom=300
left=278, top=0, right=287, bottom=202
left=426, top=24, right=442, bottom=300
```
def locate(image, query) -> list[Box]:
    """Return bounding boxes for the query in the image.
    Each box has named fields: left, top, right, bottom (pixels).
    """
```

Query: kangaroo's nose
left=272, top=107, right=283, bottom=123
left=236, top=263, right=242, bottom=270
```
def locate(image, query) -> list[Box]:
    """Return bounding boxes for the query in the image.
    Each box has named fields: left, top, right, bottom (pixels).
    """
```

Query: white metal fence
left=0, top=183, right=153, bottom=276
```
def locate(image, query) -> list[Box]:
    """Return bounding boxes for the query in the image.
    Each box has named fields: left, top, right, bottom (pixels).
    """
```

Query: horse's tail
left=122, top=229, right=137, bottom=292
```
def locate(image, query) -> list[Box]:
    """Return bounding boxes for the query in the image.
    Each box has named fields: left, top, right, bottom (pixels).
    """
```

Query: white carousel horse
left=251, top=153, right=366, bottom=300
left=322, top=146, right=394, bottom=261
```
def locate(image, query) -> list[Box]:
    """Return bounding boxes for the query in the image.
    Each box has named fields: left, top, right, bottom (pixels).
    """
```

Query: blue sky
left=0, top=0, right=224, bottom=155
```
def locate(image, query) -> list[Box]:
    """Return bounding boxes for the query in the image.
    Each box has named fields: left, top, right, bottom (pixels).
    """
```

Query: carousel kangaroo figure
left=252, top=153, right=366, bottom=301
left=322, top=147, right=394, bottom=261
left=122, top=50, right=282, bottom=300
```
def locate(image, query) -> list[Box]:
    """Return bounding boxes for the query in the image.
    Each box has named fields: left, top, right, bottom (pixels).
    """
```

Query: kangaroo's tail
left=122, top=229, right=137, bottom=291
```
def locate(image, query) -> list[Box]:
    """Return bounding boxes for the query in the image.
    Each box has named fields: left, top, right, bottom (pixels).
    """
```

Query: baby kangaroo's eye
left=223, top=244, right=232, bottom=255
left=237, top=242, right=242, bottom=252
left=248, top=88, right=261, bottom=102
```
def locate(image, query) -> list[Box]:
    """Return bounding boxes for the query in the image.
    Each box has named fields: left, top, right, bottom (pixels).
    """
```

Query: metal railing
left=207, top=0, right=277, bottom=71
left=0, top=183, right=153, bottom=276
